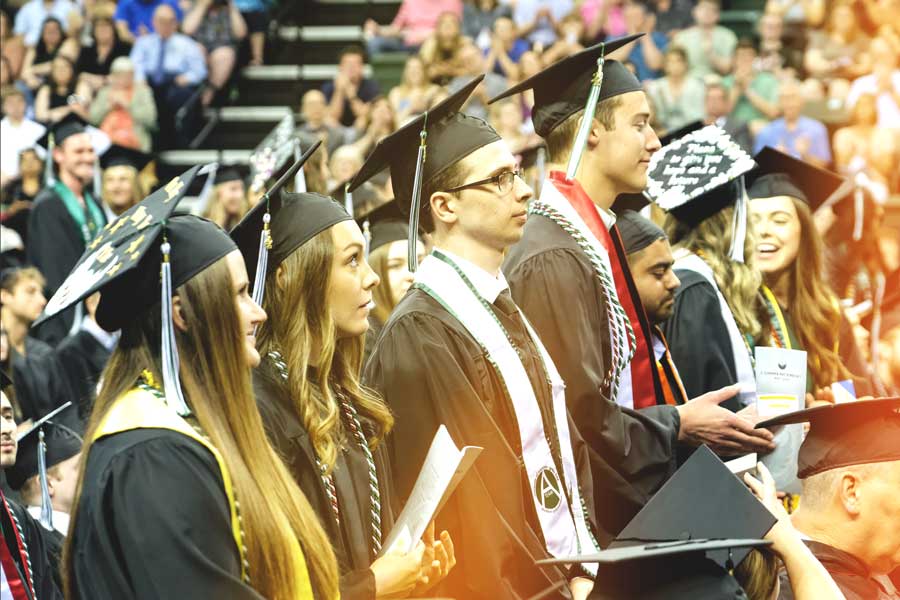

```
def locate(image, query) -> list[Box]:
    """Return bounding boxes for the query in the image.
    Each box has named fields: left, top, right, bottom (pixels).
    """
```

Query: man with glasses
left=356, top=76, right=600, bottom=599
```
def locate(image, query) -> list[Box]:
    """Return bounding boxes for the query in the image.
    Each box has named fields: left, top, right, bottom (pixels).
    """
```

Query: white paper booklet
left=380, top=425, right=482, bottom=555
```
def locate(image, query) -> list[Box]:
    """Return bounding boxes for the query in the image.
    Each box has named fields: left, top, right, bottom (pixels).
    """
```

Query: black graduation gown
left=364, top=287, right=598, bottom=600
left=0, top=492, right=62, bottom=600
left=26, top=187, right=106, bottom=346
left=253, top=363, right=395, bottom=600
left=661, top=270, right=744, bottom=413
left=503, top=213, right=681, bottom=537
left=777, top=540, right=899, bottom=600
left=69, top=428, right=264, bottom=599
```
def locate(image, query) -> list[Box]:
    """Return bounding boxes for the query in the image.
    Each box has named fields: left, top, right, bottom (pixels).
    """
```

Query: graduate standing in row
left=360, top=76, right=601, bottom=599
left=36, top=168, right=338, bottom=599
left=491, top=38, right=774, bottom=538
left=231, top=144, right=453, bottom=600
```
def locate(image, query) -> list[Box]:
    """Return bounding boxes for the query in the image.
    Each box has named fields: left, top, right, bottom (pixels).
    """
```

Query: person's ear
left=586, top=115, right=605, bottom=150
left=275, top=263, right=287, bottom=292
left=838, top=472, right=863, bottom=516
left=46, top=476, right=56, bottom=499
left=171, top=294, right=187, bottom=332
left=430, top=191, right=459, bottom=228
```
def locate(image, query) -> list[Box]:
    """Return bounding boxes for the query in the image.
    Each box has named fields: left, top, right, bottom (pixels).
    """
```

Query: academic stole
left=414, top=250, right=599, bottom=574
left=652, top=326, right=688, bottom=406
left=0, top=493, right=33, bottom=600
left=534, top=172, right=661, bottom=409
left=54, top=181, right=105, bottom=245
left=672, top=251, right=757, bottom=406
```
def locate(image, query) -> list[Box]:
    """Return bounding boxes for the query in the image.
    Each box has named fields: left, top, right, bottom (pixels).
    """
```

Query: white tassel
left=408, top=126, right=427, bottom=272
left=728, top=177, right=748, bottom=263
left=566, top=53, right=605, bottom=181
left=37, top=429, right=53, bottom=530
left=251, top=212, right=270, bottom=309
left=294, top=140, right=307, bottom=193
left=160, top=238, right=191, bottom=416
left=344, top=183, right=353, bottom=216
left=194, top=163, right=220, bottom=217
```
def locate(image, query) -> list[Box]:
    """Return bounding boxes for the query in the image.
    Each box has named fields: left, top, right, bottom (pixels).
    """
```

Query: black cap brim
left=747, top=146, right=845, bottom=212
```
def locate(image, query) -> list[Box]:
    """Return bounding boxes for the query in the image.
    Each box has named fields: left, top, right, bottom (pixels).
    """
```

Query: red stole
left=548, top=171, right=662, bottom=409
left=0, top=493, right=33, bottom=600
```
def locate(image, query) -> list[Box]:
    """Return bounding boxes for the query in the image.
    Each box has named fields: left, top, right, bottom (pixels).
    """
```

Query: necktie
left=493, top=288, right=518, bottom=318
left=153, top=37, right=168, bottom=85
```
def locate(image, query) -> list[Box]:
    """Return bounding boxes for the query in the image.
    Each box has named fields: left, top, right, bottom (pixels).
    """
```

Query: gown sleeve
left=14, top=502, right=64, bottom=600
left=74, top=434, right=265, bottom=600
left=662, top=274, right=742, bottom=413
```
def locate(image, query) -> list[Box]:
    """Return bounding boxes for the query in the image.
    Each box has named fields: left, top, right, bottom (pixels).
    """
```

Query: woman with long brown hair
left=749, top=147, right=872, bottom=395
left=47, top=176, right=338, bottom=599
left=231, top=185, right=454, bottom=600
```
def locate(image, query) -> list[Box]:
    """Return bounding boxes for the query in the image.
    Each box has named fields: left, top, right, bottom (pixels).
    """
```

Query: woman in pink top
left=364, top=0, right=462, bottom=54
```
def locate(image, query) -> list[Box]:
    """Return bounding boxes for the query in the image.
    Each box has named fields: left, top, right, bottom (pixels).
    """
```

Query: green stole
left=54, top=180, right=105, bottom=244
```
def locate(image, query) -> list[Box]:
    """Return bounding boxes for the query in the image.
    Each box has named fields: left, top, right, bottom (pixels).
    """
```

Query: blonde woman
left=202, top=166, right=250, bottom=231
left=388, top=55, right=440, bottom=123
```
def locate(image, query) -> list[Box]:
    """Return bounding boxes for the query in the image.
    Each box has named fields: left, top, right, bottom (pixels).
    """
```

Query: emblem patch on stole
left=534, top=467, right=562, bottom=512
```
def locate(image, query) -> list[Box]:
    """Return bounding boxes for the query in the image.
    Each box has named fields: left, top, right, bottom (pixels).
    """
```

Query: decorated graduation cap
left=747, top=146, right=845, bottom=214
left=488, top=34, right=643, bottom=179
left=618, top=210, right=667, bottom=255
left=99, top=144, right=152, bottom=171
left=230, top=139, right=351, bottom=307
left=6, top=402, right=80, bottom=530
left=645, top=125, right=756, bottom=262
left=36, top=165, right=231, bottom=417
left=537, top=538, right=771, bottom=599
left=756, top=397, right=900, bottom=479
left=349, top=75, right=500, bottom=271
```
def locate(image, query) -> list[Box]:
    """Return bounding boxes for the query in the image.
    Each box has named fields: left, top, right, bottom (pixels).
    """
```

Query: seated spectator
left=722, top=37, right=780, bottom=132
left=833, top=93, right=899, bottom=187
left=89, top=57, right=156, bottom=152
left=20, top=17, right=75, bottom=91
left=419, top=12, right=472, bottom=85
left=514, top=49, right=543, bottom=126
left=388, top=54, right=441, bottom=123
left=448, top=43, right=506, bottom=121
left=34, top=54, right=90, bottom=124
left=201, top=166, right=248, bottom=230
left=114, top=0, right=182, bottom=43
left=233, top=0, right=268, bottom=65
left=703, top=75, right=753, bottom=153
left=364, top=0, right=462, bottom=55
left=845, top=36, right=900, bottom=129
left=13, top=0, right=79, bottom=47
left=765, top=0, right=825, bottom=27
left=672, top=0, right=736, bottom=78
left=617, top=0, right=667, bottom=81
left=349, top=96, right=396, bottom=157
left=754, top=78, right=832, bottom=168
left=755, top=11, right=803, bottom=78
left=322, top=45, right=380, bottom=128
left=650, top=0, right=693, bottom=38
left=804, top=2, right=872, bottom=86
left=463, top=0, right=510, bottom=50
left=75, top=9, right=133, bottom=97
left=1, top=10, right=26, bottom=80
left=514, top=0, right=573, bottom=50
left=645, top=45, right=706, bottom=134
left=581, top=0, right=626, bottom=42
left=327, top=145, right=364, bottom=192
left=1, top=147, right=44, bottom=245
left=182, top=0, right=247, bottom=107
left=488, top=99, right=531, bottom=154
left=298, top=89, right=356, bottom=155
left=483, top=16, right=528, bottom=79
left=541, top=13, right=586, bottom=65
left=130, top=4, right=207, bottom=148
left=0, top=86, right=45, bottom=187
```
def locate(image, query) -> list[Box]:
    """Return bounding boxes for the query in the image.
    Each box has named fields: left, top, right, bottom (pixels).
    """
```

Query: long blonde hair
left=203, top=184, right=250, bottom=231
left=257, top=227, right=394, bottom=474
left=367, top=242, right=399, bottom=325
left=665, top=205, right=766, bottom=343
left=63, top=257, right=339, bottom=600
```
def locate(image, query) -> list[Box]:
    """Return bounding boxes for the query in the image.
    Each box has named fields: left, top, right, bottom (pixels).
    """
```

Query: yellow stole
left=92, top=388, right=315, bottom=598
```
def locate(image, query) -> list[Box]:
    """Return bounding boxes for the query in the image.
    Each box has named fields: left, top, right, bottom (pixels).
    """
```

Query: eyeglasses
left=443, top=169, right=521, bottom=195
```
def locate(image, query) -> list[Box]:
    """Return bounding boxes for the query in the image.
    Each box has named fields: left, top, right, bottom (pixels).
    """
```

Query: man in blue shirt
left=130, top=5, right=206, bottom=147
left=621, top=0, right=668, bottom=82
left=753, top=78, right=832, bottom=168
left=115, top=0, right=183, bottom=43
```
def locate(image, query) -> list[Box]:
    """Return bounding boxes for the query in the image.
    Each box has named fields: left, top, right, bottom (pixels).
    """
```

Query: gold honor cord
left=565, top=49, right=605, bottom=181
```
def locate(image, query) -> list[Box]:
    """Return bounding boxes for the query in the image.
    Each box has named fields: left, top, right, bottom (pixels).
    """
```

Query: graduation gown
left=253, top=363, right=395, bottom=600
left=364, top=286, right=597, bottom=600
left=0, top=491, right=62, bottom=600
left=503, top=205, right=680, bottom=538
left=777, top=540, right=900, bottom=600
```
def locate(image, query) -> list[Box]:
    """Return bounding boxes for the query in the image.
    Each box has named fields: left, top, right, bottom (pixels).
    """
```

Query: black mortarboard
left=489, top=35, right=644, bottom=138
left=659, top=120, right=704, bottom=148
left=756, top=397, right=900, bottom=479
left=213, top=164, right=249, bottom=186
left=357, top=198, right=410, bottom=254
left=613, top=446, right=776, bottom=568
left=331, top=176, right=387, bottom=219
left=35, top=113, right=89, bottom=149
left=747, top=146, right=845, bottom=212
left=618, top=209, right=667, bottom=255
left=536, top=538, right=771, bottom=600
left=99, top=144, right=152, bottom=171
left=349, top=75, right=500, bottom=270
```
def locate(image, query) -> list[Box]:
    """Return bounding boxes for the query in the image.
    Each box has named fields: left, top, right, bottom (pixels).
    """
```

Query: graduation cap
left=613, top=446, right=777, bottom=568
left=6, top=402, right=80, bottom=530
left=213, top=164, right=249, bottom=186
left=536, top=538, right=771, bottom=599
left=349, top=75, right=500, bottom=271
left=99, top=144, right=152, bottom=171
left=617, top=209, right=667, bottom=255
left=756, top=397, right=900, bottom=479
left=36, top=112, right=90, bottom=150
left=747, top=147, right=845, bottom=212
left=230, top=139, right=350, bottom=307
left=645, top=125, right=756, bottom=262
left=36, top=165, right=230, bottom=417
left=488, top=34, right=643, bottom=179
left=356, top=198, right=410, bottom=256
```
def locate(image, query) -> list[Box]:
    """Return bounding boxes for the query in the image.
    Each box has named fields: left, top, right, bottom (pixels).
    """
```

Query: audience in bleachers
left=322, top=45, right=380, bottom=127
left=672, top=0, right=736, bottom=77
left=363, top=0, right=462, bottom=54
left=113, top=0, right=182, bottom=42
left=182, top=0, right=247, bottom=107
left=419, top=11, right=471, bottom=85
left=75, top=7, right=133, bottom=98
left=89, top=56, right=156, bottom=152
left=388, top=54, right=441, bottom=122
left=645, top=45, right=706, bottom=133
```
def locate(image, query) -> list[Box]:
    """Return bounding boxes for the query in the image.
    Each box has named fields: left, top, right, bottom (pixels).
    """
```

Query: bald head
left=153, top=4, right=178, bottom=38
left=301, top=90, right=327, bottom=124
